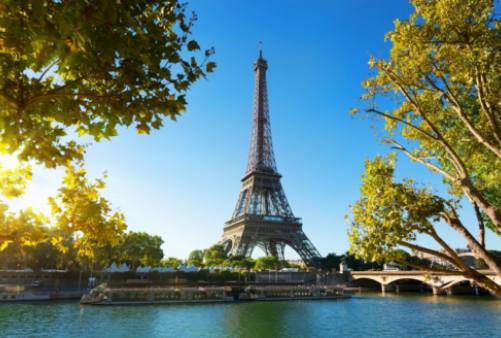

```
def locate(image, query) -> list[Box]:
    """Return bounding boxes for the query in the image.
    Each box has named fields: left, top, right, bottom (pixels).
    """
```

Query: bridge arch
left=351, top=276, right=384, bottom=285
left=387, top=277, right=430, bottom=285
left=386, top=278, right=434, bottom=292
left=350, top=277, right=384, bottom=290
left=442, top=278, right=473, bottom=289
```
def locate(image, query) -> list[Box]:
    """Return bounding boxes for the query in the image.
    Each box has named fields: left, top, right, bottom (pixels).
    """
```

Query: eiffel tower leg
left=277, top=242, right=285, bottom=261
left=258, top=242, right=270, bottom=256
left=268, top=240, right=279, bottom=258
left=288, top=230, right=321, bottom=266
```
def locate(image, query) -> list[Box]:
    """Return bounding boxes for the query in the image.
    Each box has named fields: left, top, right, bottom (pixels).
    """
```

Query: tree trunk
left=428, top=225, right=501, bottom=295
left=445, top=213, right=501, bottom=277
left=473, top=202, right=486, bottom=249
left=465, top=269, right=501, bottom=296
left=460, top=177, right=501, bottom=233
left=395, top=257, right=501, bottom=296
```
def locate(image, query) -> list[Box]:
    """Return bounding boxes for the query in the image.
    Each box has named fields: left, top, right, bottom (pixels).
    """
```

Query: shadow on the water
left=351, top=291, right=500, bottom=305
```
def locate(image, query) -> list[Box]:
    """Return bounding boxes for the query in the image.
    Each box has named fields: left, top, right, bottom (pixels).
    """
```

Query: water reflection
left=0, top=296, right=499, bottom=338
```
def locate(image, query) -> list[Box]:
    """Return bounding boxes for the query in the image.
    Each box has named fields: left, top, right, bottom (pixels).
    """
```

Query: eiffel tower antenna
left=220, top=53, right=321, bottom=265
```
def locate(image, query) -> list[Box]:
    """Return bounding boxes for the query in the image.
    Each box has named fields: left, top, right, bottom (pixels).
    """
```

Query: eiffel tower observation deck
left=220, top=51, right=321, bottom=265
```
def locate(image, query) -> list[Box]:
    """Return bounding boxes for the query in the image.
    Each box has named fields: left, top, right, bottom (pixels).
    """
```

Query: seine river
left=0, top=294, right=500, bottom=338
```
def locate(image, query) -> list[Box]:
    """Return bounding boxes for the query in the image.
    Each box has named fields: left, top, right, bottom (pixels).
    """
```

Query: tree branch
left=475, top=67, right=501, bottom=146
left=427, top=226, right=472, bottom=271
left=388, top=140, right=456, bottom=180
left=397, top=240, right=459, bottom=269
left=473, top=202, right=486, bottom=249
left=380, top=65, right=501, bottom=231
left=440, top=206, right=501, bottom=276
left=0, top=90, right=19, bottom=110
left=381, top=66, right=468, bottom=176
left=365, top=108, right=439, bottom=141
left=392, top=257, right=455, bottom=274
left=426, top=66, right=501, bottom=158
left=37, top=58, right=60, bottom=82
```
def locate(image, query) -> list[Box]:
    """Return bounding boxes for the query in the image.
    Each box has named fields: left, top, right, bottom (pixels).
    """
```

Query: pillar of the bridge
left=381, top=284, right=391, bottom=294
left=432, top=287, right=441, bottom=295
left=395, top=284, right=400, bottom=294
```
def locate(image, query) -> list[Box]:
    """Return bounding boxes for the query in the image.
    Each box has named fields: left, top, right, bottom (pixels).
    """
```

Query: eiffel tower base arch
left=221, top=215, right=320, bottom=266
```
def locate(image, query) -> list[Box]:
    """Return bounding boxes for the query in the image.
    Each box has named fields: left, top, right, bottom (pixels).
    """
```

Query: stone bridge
left=349, top=270, right=500, bottom=295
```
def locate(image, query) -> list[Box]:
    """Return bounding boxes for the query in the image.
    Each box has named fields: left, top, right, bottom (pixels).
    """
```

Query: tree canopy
left=0, top=0, right=207, bottom=273
left=353, top=0, right=500, bottom=234
left=48, top=163, right=127, bottom=269
left=349, top=156, right=501, bottom=294
left=202, top=244, right=227, bottom=267
left=187, top=249, right=204, bottom=266
left=0, top=0, right=215, bottom=167
left=161, top=256, right=181, bottom=268
left=115, top=231, right=164, bottom=271
left=254, top=256, right=281, bottom=271
left=350, top=0, right=501, bottom=295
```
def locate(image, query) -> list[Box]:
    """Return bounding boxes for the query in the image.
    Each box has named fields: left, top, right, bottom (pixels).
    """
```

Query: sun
left=0, top=153, right=21, bottom=169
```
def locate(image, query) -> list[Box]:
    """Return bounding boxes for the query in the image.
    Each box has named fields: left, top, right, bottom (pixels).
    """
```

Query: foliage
left=161, top=257, right=181, bottom=268
left=349, top=156, right=501, bottom=294
left=313, top=252, right=382, bottom=271
left=0, top=0, right=215, bottom=168
left=203, top=244, right=227, bottom=267
left=0, top=162, right=165, bottom=272
left=0, top=164, right=32, bottom=199
left=254, top=256, right=281, bottom=271
left=0, top=206, right=48, bottom=252
left=115, top=231, right=164, bottom=271
left=349, top=156, right=444, bottom=263
left=49, top=163, right=127, bottom=269
left=354, top=0, right=500, bottom=233
left=187, top=249, right=204, bottom=267
left=222, top=255, right=255, bottom=270
left=350, top=0, right=501, bottom=295
left=314, top=253, right=342, bottom=271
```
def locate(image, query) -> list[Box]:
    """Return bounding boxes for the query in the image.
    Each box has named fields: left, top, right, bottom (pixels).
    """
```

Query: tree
left=222, top=255, right=255, bottom=270
left=315, top=253, right=342, bottom=272
left=116, top=231, right=164, bottom=271
left=203, top=245, right=227, bottom=267
left=254, top=256, right=281, bottom=271
left=349, top=0, right=501, bottom=295
left=0, top=162, right=78, bottom=270
left=49, top=163, right=127, bottom=271
left=0, top=163, right=38, bottom=246
left=349, top=156, right=501, bottom=295
left=353, top=0, right=500, bottom=235
left=161, top=257, right=181, bottom=268
left=187, top=249, right=204, bottom=267
left=0, top=0, right=215, bottom=168
left=0, top=206, right=48, bottom=253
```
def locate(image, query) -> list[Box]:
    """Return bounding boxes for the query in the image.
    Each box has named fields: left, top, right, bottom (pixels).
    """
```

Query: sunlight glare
left=0, top=153, right=21, bottom=169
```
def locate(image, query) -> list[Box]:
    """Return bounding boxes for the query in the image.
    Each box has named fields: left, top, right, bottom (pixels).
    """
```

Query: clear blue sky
left=10, top=0, right=501, bottom=259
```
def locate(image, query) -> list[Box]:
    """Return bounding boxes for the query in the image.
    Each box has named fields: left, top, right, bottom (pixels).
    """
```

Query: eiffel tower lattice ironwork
left=220, top=51, right=321, bottom=265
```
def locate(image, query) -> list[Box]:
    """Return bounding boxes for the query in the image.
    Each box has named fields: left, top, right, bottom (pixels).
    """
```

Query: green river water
left=0, top=294, right=500, bottom=338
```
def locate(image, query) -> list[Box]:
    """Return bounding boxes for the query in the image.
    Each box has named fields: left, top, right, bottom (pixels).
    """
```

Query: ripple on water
left=0, top=295, right=500, bottom=338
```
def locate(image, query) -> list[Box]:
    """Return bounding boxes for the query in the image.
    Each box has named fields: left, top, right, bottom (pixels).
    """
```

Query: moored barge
left=81, top=284, right=348, bottom=305
left=81, top=285, right=234, bottom=305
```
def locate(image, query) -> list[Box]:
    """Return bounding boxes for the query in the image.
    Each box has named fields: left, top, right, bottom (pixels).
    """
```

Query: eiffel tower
left=220, top=51, right=321, bottom=266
